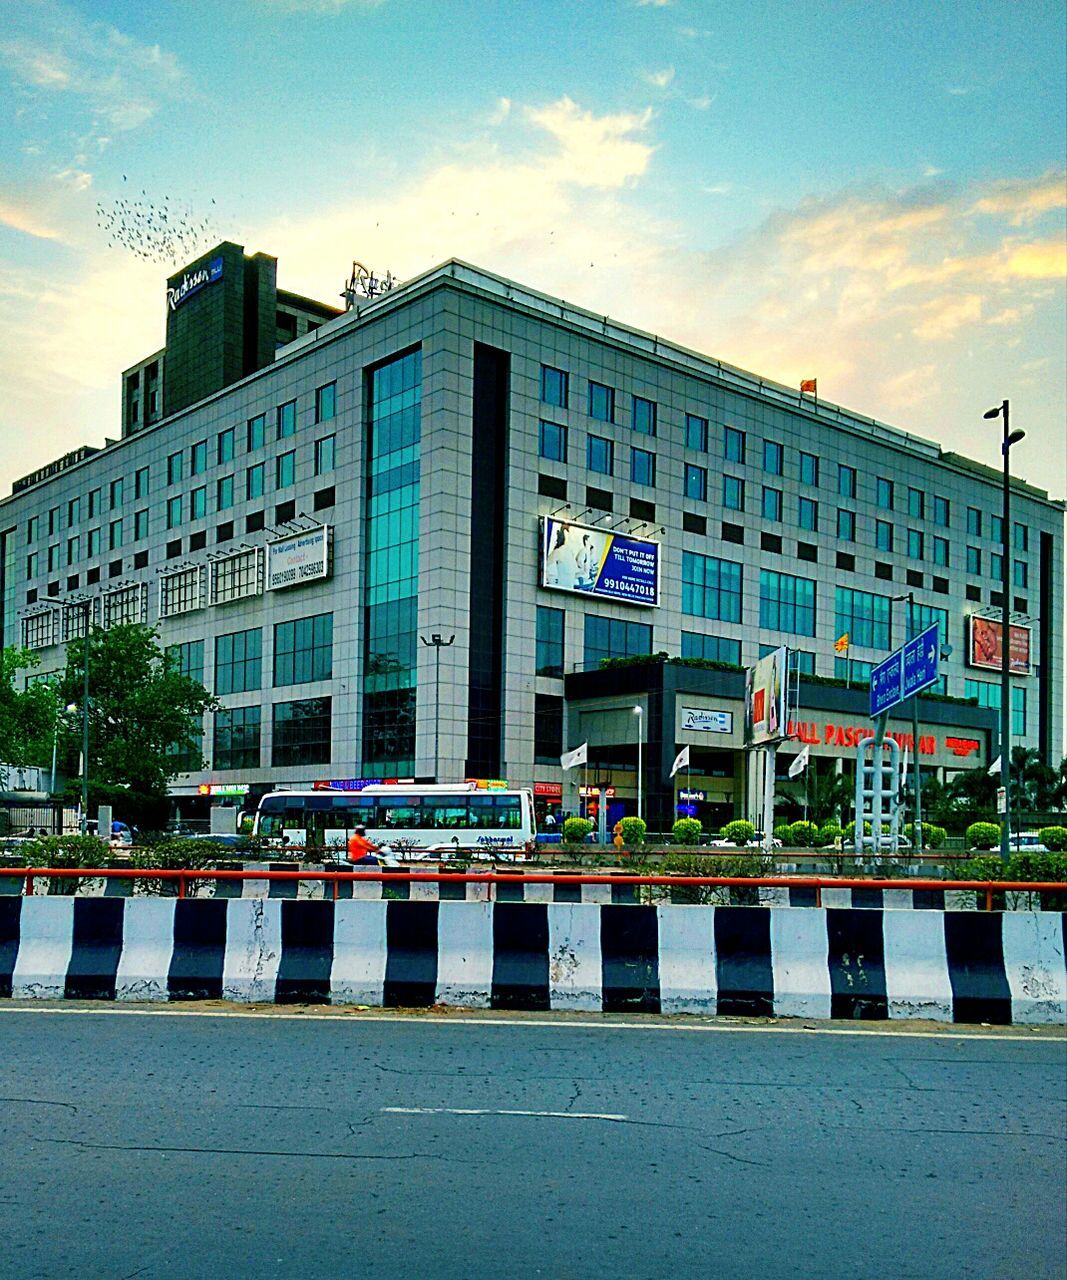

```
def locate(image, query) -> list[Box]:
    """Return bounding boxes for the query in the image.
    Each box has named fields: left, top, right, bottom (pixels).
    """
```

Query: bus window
left=378, top=797, right=421, bottom=830
left=421, top=797, right=470, bottom=829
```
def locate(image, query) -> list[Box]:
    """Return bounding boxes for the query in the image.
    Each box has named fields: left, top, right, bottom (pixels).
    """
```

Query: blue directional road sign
left=902, top=624, right=940, bottom=699
left=870, top=650, right=903, bottom=717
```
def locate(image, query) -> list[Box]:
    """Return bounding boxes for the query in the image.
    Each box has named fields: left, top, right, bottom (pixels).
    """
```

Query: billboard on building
left=745, top=646, right=787, bottom=746
left=540, top=518, right=659, bottom=607
left=967, top=616, right=1031, bottom=675
left=266, top=526, right=330, bottom=590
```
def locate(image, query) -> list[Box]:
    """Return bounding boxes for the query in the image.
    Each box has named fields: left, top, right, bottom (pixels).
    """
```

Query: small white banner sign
left=266, top=526, right=330, bottom=590
left=680, top=707, right=733, bottom=734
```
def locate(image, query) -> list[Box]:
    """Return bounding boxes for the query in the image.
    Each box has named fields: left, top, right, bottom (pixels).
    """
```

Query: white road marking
left=0, top=1004, right=1061, bottom=1042
left=382, top=1106, right=628, bottom=1121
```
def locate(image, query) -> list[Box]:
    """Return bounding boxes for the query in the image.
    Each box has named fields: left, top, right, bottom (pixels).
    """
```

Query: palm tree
left=777, top=761, right=854, bottom=825
left=1010, top=746, right=1057, bottom=815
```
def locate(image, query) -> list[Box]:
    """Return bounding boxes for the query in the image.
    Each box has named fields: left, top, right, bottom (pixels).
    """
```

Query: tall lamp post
left=420, top=633, right=455, bottom=782
left=39, top=596, right=91, bottom=834
left=983, top=400, right=1025, bottom=862
left=632, top=705, right=644, bottom=822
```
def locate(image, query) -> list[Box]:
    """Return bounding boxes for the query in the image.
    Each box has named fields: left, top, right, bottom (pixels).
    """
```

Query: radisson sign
left=167, top=255, right=223, bottom=311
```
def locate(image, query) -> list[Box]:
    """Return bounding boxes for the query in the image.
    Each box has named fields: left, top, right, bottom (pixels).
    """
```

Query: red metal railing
left=2, top=867, right=1064, bottom=911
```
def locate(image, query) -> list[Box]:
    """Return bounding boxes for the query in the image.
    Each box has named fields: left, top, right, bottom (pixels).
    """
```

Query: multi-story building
left=1, top=246, right=1062, bottom=830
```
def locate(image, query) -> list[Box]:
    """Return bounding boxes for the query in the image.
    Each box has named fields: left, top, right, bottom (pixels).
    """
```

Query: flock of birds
left=96, top=182, right=220, bottom=265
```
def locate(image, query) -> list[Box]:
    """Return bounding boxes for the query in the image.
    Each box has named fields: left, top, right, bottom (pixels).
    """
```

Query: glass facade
left=273, top=697, right=331, bottom=766
left=215, top=628, right=262, bottom=695
left=539, top=420, right=566, bottom=462
left=535, top=606, right=564, bottom=677
left=680, top=632, right=741, bottom=665
left=835, top=587, right=891, bottom=650
left=274, top=613, right=333, bottom=686
left=760, top=570, right=816, bottom=636
left=363, top=348, right=421, bottom=772
left=584, top=616, right=652, bottom=668
left=214, top=706, right=261, bottom=771
left=682, top=551, right=742, bottom=622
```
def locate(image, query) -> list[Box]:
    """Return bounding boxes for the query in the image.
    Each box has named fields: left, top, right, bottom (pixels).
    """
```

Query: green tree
left=777, top=761, right=853, bottom=825
left=1009, top=746, right=1057, bottom=814
left=0, top=647, right=59, bottom=770
left=57, top=624, right=216, bottom=800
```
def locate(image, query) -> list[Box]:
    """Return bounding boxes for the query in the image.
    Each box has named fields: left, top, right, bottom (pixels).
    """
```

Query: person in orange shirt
left=346, top=825, right=381, bottom=865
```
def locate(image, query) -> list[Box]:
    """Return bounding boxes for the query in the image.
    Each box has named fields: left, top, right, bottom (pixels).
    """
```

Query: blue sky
left=1, top=0, right=1064, bottom=496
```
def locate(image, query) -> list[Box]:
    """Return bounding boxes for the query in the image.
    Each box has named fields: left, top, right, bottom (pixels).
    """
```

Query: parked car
left=1010, top=832, right=1049, bottom=853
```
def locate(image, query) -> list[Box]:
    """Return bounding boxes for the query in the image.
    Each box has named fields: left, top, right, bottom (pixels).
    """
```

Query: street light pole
left=632, top=705, right=644, bottom=822
left=984, top=400, right=1025, bottom=862
left=39, top=596, right=91, bottom=834
left=420, top=633, right=455, bottom=782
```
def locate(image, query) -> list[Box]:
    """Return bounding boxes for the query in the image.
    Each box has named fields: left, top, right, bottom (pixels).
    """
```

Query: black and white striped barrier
left=1, top=898, right=1063, bottom=1024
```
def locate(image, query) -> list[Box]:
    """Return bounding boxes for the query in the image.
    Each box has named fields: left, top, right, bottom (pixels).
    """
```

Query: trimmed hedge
left=672, top=817, right=703, bottom=846
left=562, top=817, right=594, bottom=844
left=966, top=821, right=1001, bottom=850
left=720, top=819, right=755, bottom=847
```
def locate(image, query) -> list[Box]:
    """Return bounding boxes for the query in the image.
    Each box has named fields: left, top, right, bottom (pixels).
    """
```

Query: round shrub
left=619, top=816, right=647, bottom=847
left=842, top=820, right=872, bottom=841
left=787, top=820, right=820, bottom=848
left=966, top=821, right=1001, bottom=851
left=773, top=821, right=791, bottom=840
left=672, top=817, right=703, bottom=847
left=562, top=817, right=594, bottom=845
left=1038, top=826, right=1067, bottom=852
left=818, top=822, right=843, bottom=846
left=922, top=824, right=947, bottom=849
left=720, top=819, right=755, bottom=847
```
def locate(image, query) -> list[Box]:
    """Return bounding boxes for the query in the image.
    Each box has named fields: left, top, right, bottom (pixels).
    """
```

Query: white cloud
left=687, top=94, right=714, bottom=111
left=642, top=67, right=675, bottom=89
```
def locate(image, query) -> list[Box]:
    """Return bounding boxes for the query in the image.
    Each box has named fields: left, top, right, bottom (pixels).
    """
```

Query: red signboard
left=968, top=616, right=1031, bottom=675
left=534, top=782, right=563, bottom=798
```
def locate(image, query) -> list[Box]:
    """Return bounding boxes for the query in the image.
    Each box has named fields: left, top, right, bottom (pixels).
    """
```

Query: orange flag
left=800, top=378, right=817, bottom=394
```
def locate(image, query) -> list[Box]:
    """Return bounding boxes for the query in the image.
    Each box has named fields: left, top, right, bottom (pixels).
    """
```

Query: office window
left=834, top=657, right=872, bottom=684
left=907, top=601, right=948, bottom=646
left=167, top=451, right=183, bottom=485
left=724, top=425, right=745, bottom=462
left=723, top=475, right=745, bottom=511
left=588, top=381, right=615, bottom=423
left=535, top=606, right=564, bottom=677
left=964, top=681, right=1027, bottom=737
left=215, top=628, right=262, bottom=695
left=587, top=435, right=613, bottom=475
left=66, top=535, right=79, bottom=566
left=630, top=447, right=655, bottom=487
left=1014, top=522, right=1028, bottom=551
left=791, top=650, right=816, bottom=675
left=539, top=420, right=567, bottom=463
left=26, top=515, right=39, bottom=544
left=86, top=527, right=101, bottom=557
left=87, top=489, right=101, bottom=519
left=217, top=476, right=234, bottom=511
left=272, top=697, right=331, bottom=767
left=190, top=486, right=207, bottom=520
left=760, top=440, right=783, bottom=476
left=26, top=552, right=38, bottom=580
left=133, top=510, right=148, bottom=540
left=685, top=464, right=707, bottom=502
left=109, top=478, right=124, bottom=510
left=933, top=495, right=949, bottom=527
left=108, top=518, right=123, bottom=550
left=685, top=414, right=708, bottom=452
left=837, top=509, right=855, bottom=541
left=835, top=586, right=892, bottom=649
left=680, top=633, right=742, bottom=666
left=134, top=467, right=150, bottom=500
left=907, top=487, right=924, bottom=519
left=277, top=400, right=297, bottom=439
left=540, top=365, right=568, bottom=408
left=990, top=551, right=1004, bottom=581
left=876, top=477, right=894, bottom=509
left=762, top=487, right=782, bottom=522
left=47, top=544, right=59, bottom=572
left=246, top=463, right=265, bottom=500
left=583, top=616, right=652, bottom=667
left=166, top=496, right=182, bottom=530
left=68, top=496, right=82, bottom=526
left=315, top=382, right=336, bottom=423
left=314, top=435, right=336, bottom=475
left=683, top=551, right=743, bottom=622
left=47, top=507, right=60, bottom=536
left=876, top=519, right=893, bottom=551
left=933, top=536, right=949, bottom=567
left=990, top=514, right=1004, bottom=544
left=798, top=496, right=818, bottom=531
left=274, top=612, right=333, bottom=686
left=1014, top=559, right=1028, bottom=588
left=838, top=465, right=856, bottom=499
left=534, top=694, right=564, bottom=764
left=799, top=451, right=819, bottom=486
left=632, top=395, right=656, bottom=436
left=966, top=546, right=981, bottom=575
left=213, top=706, right=261, bottom=771
left=217, top=428, right=235, bottom=465
left=967, top=507, right=982, bottom=536
left=760, top=569, right=816, bottom=636
left=190, top=441, right=207, bottom=476
left=276, top=451, right=296, bottom=489
left=907, top=529, right=924, bottom=560
left=247, top=414, right=265, bottom=451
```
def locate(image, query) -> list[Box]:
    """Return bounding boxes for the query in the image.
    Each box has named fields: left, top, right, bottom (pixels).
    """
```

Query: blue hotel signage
left=167, top=255, right=223, bottom=311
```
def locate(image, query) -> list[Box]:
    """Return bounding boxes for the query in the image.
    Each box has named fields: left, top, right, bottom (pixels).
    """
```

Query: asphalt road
left=0, top=1007, right=1064, bottom=1280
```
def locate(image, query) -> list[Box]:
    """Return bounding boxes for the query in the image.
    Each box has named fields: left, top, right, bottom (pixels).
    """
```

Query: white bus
left=252, top=784, right=536, bottom=858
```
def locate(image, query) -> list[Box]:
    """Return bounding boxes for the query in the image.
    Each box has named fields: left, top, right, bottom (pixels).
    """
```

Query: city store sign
left=167, top=256, right=223, bottom=311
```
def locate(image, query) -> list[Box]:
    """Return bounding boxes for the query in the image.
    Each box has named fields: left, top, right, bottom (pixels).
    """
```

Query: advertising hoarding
left=967, top=616, right=1031, bottom=675
left=744, top=646, right=787, bottom=746
left=680, top=707, right=733, bottom=734
left=540, top=517, right=659, bottom=607
left=266, top=526, right=330, bottom=590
